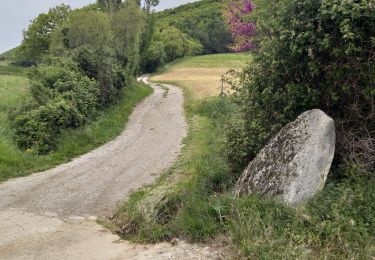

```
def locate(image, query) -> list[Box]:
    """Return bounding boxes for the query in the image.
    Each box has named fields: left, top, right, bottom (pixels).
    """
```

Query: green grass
left=0, top=66, right=153, bottom=182
left=170, top=53, right=250, bottom=69
left=112, top=80, right=235, bottom=241
left=113, top=54, right=375, bottom=259
left=229, top=175, right=375, bottom=259
left=0, top=61, right=29, bottom=75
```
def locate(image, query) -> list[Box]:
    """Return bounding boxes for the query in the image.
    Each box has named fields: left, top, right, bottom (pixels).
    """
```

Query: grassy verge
left=0, top=63, right=153, bottom=182
left=111, top=79, right=235, bottom=242
left=112, top=54, right=375, bottom=259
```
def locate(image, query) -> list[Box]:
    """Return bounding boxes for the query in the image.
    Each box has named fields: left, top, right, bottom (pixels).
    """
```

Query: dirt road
left=0, top=78, right=226, bottom=259
left=0, top=77, right=186, bottom=217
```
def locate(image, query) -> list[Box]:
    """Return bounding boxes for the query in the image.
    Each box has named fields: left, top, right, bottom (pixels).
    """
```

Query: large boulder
left=235, top=109, right=336, bottom=205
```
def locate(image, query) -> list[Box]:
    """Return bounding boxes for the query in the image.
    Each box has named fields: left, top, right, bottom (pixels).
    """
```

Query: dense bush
left=11, top=62, right=99, bottom=154
left=154, top=27, right=203, bottom=62
left=226, top=0, right=375, bottom=172
left=11, top=61, right=99, bottom=154
left=71, top=46, right=126, bottom=105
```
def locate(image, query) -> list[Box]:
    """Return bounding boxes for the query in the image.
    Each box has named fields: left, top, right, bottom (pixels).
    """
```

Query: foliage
left=154, top=27, right=203, bottom=62
left=10, top=0, right=149, bottom=154
left=112, top=0, right=145, bottom=75
left=139, top=0, right=160, bottom=12
left=225, top=0, right=375, bottom=172
left=141, top=26, right=203, bottom=72
left=17, top=4, right=71, bottom=63
left=10, top=60, right=99, bottom=154
left=140, top=13, right=157, bottom=68
left=97, top=0, right=122, bottom=12
left=66, top=10, right=113, bottom=49
left=223, top=0, right=256, bottom=52
left=141, top=41, right=166, bottom=73
left=155, top=0, right=232, bottom=54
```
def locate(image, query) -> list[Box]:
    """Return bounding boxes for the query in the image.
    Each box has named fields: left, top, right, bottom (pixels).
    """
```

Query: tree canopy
left=17, top=4, right=71, bottom=63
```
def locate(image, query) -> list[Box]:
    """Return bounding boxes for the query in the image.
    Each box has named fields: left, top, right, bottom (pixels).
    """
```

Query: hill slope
left=156, top=0, right=232, bottom=54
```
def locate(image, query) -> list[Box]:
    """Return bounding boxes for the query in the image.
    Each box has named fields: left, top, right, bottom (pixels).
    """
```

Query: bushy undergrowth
left=225, top=0, right=375, bottom=172
left=10, top=59, right=100, bottom=154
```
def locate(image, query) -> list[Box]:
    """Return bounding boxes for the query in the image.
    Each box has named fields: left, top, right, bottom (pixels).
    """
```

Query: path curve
left=0, top=78, right=227, bottom=260
left=0, top=76, right=187, bottom=218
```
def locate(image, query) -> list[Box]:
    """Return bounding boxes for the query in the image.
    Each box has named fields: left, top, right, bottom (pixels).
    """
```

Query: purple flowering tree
left=223, top=0, right=256, bottom=52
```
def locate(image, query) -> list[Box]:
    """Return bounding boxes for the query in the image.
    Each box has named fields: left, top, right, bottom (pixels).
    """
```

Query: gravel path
left=0, top=78, right=228, bottom=259
left=0, top=76, right=187, bottom=218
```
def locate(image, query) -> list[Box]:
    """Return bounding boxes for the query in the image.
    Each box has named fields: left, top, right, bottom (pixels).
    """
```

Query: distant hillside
left=156, top=0, right=232, bottom=54
left=0, top=47, right=18, bottom=59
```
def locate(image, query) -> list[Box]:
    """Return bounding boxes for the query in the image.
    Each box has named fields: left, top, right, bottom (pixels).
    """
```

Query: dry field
left=150, top=53, right=249, bottom=99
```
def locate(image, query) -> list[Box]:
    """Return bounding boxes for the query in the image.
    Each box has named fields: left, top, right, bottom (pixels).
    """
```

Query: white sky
left=0, top=0, right=198, bottom=53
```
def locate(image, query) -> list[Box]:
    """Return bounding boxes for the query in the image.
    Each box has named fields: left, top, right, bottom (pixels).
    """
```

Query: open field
left=0, top=63, right=152, bottom=182
left=150, top=53, right=248, bottom=98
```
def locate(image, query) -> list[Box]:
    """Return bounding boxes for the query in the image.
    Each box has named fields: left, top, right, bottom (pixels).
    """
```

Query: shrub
left=71, top=46, right=100, bottom=80
left=225, top=0, right=375, bottom=172
left=72, top=46, right=125, bottom=105
left=11, top=60, right=99, bottom=154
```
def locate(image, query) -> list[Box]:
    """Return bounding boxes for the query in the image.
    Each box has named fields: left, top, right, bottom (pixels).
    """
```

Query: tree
left=141, top=41, right=166, bottom=72
left=67, top=10, right=112, bottom=49
left=97, top=0, right=122, bottom=12
left=112, top=0, right=144, bottom=75
left=50, top=29, right=67, bottom=57
left=153, top=27, right=203, bottom=62
left=223, top=0, right=256, bottom=52
left=18, top=4, right=71, bottom=62
left=142, top=0, right=160, bottom=12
